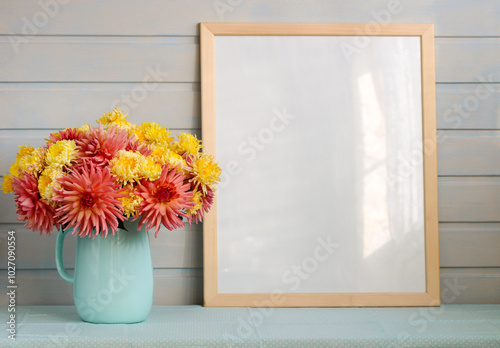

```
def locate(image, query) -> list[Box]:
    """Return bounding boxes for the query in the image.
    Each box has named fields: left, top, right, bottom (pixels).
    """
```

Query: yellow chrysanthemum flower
left=139, top=122, right=173, bottom=146
left=46, top=140, right=77, bottom=168
left=1, top=175, right=13, bottom=193
left=9, top=161, right=21, bottom=178
left=38, top=166, right=64, bottom=205
left=188, top=154, right=221, bottom=193
left=150, top=145, right=185, bottom=169
left=168, top=152, right=186, bottom=170
left=128, top=124, right=145, bottom=142
left=150, top=145, right=168, bottom=159
left=172, top=132, right=203, bottom=156
left=119, top=185, right=144, bottom=218
left=78, top=124, right=92, bottom=134
left=18, top=147, right=46, bottom=176
left=8, top=145, right=40, bottom=179
left=97, top=108, right=132, bottom=129
left=110, top=150, right=147, bottom=184
left=141, top=157, right=162, bottom=181
left=11, top=145, right=35, bottom=177
left=186, top=189, right=203, bottom=216
left=16, top=145, right=36, bottom=160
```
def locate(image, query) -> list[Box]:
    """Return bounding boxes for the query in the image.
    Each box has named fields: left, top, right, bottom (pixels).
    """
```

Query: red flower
left=45, top=128, right=85, bottom=147
left=13, top=174, right=59, bottom=235
left=53, top=165, right=125, bottom=238
left=134, top=165, right=194, bottom=237
left=126, top=137, right=153, bottom=157
left=76, top=124, right=129, bottom=168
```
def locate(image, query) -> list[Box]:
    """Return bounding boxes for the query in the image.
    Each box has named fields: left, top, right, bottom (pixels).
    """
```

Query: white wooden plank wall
left=0, top=0, right=499, bottom=305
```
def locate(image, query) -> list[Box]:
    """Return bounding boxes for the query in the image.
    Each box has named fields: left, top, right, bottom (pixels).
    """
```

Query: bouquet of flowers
left=1, top=109, right=221, bottom=238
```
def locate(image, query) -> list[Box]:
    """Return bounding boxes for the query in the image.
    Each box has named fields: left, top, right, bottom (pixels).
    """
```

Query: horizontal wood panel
left=1, top=268, right=496, bottom=305
left=0, top=128, right=200, bottom=175
left=440, top=268, right=500, bottom=304
left=0, top=37, right=198, bottom=82
left=435, top=39, right=500, bottom=83
left=439, top=223, right=500, bottom=267
left=0, top=0, right=498, bottom=36
left=0, top=268, right=202, bottom=306
left=0, top=83, right=201, bottom=129
left=436, top=84, right=500, bottom=130
left=2, top=193, right=27, bottom=223
left=1, top=37, right=499, bottom=83
left=438, top=177, right=500, bottom=222
left=3, top=222, right=498, bottom=270
left=1, top=84, right=499, bottom=131
left=0, top=223, right=202, bottom=269
left=437, top=131, right=500, bottom=176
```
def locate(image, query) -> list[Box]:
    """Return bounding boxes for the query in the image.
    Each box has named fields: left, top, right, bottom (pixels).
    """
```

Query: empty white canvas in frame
left=201, top=23, right=439, bottom=307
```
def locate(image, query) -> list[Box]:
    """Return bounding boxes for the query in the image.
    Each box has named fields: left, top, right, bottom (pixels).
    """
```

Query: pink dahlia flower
left=76, top=124, right=129, bottom=168
left=126, top=137, right=152, bottom=157
left=13, top=174, right=59, bottom=235
left=53, top=165, right=125, bottom=238
left=134, top=165, right=194, bottom=237
left=45, top=128, right=84, bottom=147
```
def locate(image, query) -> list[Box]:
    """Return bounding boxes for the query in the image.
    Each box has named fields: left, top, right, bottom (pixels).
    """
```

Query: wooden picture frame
left=201, top=23, right=439, bottom=307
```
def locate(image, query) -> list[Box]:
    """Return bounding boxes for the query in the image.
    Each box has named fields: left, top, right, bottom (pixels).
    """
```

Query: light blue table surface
left=1, top=305, right=500, bottom=347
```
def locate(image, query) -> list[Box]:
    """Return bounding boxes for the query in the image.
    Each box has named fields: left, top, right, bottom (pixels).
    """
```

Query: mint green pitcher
left=55, top=219, right=154, bottom=324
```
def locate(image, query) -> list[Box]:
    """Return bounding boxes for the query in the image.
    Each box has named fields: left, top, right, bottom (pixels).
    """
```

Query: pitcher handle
left=55, top=229, right=74, bottom=284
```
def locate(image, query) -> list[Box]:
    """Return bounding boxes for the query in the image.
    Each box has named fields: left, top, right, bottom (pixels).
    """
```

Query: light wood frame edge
left=201, top=22, right=440, bottom=307
left=200, top=23, right=218, bottom=306
left=420, top=25, right=441, bottom=305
